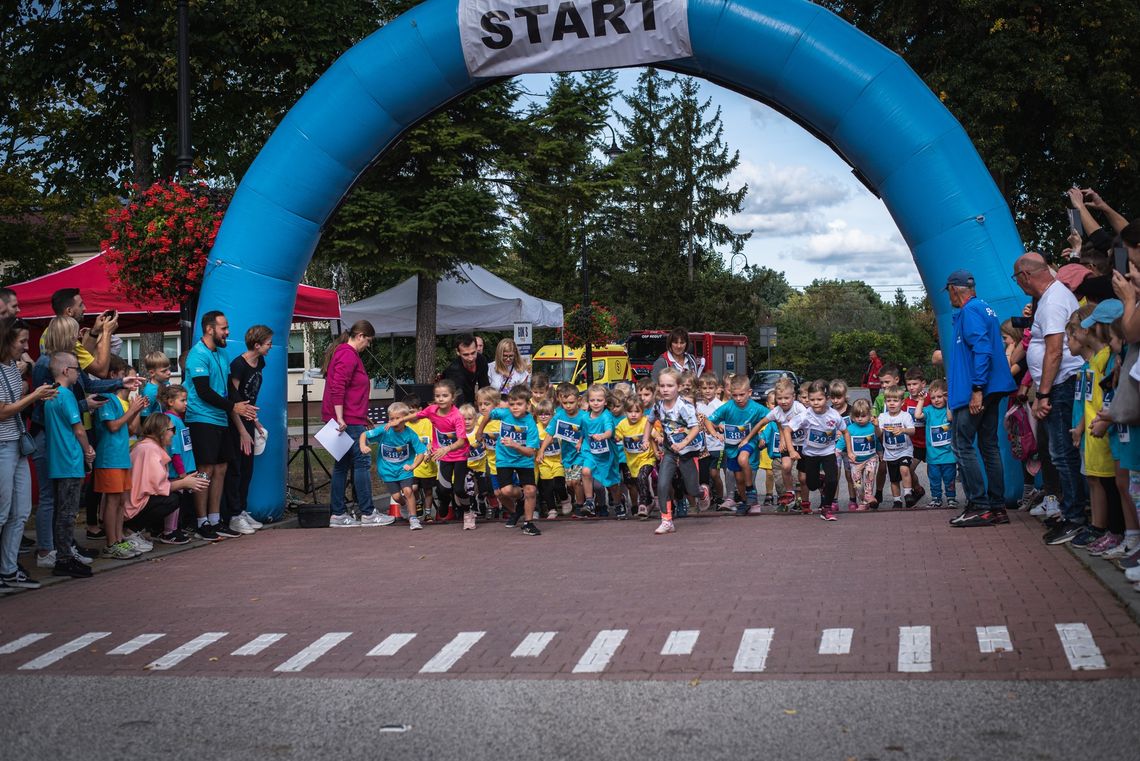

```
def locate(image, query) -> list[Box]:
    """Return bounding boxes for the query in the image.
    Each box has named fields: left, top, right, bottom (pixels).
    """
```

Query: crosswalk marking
left=1055, top=623, right=1106, bottom=671
left=898, top=626, right=932, bottom=673
left=274, top=632, right=352, bottom=673
left=19, top=632, right=110, bottom=670
left=420, top=632, right=486, bottom=674
left=733, top=628, right=774, bottom=672
left=661, top=630, right=700, bottom=656
left=0, top=633, right=50, bottom=655
left=573, top=629, right=628, bottom=673
left=976, top=626, right=1013, bottom=654
left=512, top=632, right=557, bottom=658
left=108, top=634, right=166, bottom=655
left=367, top=633, right=417, bottom=657
left=146, top=632, right=228, bottom=671
left=232, top=634, right=286, bottom=656
left=819, top=628, right=853, bottom=655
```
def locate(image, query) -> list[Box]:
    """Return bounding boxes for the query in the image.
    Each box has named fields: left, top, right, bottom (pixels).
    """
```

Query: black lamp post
left=582, top=123, right=624, bottom=387
left=175, top=0, right=192, bottom=177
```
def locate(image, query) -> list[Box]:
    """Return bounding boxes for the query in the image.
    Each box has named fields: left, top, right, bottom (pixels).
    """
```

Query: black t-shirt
left=229, top=354, right=265, bottom=405
left=443, top=354, right=489, bottom=405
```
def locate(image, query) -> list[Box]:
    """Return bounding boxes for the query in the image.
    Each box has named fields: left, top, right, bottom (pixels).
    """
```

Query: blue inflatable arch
left=200, top=0, right=1028, bottom=518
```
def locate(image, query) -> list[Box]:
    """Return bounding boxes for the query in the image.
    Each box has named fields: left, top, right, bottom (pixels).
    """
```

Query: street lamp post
left=176, top=0, right=192, bottom=177
left=581, top=123, right=625, bottom=387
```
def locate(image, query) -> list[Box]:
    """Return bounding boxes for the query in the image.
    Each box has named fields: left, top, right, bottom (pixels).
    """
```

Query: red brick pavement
left=2, top=510, right=1139, bottom=680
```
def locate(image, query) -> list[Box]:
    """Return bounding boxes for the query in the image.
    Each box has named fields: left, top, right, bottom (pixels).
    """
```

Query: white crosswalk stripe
left=898, top=626, right=932, bottom=673
left=1055, top=623, right=1106, bottom=671
left=19, top=632, right=111, bottom=670
left=420, top=632, right=485, bottom=673
left=733, top=628, right=774, bottom=672
left=573, top=629, right=628, bottom=673
left=108, top=634, right=166, bottom=655
left=232, top=633, right=286, bottom=656
left=0, top=633, right=51, bottom=655
left=512, top=632, right=557, bottom=658
left=975, top=626, right=1013, bottom=654
left=819, top=628, right=853, bottom=655
left=274, top=633, right=352, bottom=673
left=146, top=632, right=227, bottom=671
left=661, top=630, right=700, bottom=656
left=368, top=633, right=417, bottom=657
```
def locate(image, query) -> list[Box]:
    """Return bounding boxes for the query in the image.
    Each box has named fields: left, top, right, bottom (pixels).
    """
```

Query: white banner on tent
left=459, top=0, right=691, bottom=77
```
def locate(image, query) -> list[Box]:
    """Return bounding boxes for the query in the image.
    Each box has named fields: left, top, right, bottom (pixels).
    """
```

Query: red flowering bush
left=564, top=301, right=619, bottom=348
left=101, top=178, right=230, bottom=308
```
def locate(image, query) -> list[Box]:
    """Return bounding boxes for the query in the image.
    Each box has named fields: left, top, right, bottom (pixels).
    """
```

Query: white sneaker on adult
left=239, top=511, right=264, bottom=530
left=35, top=550, right=56, bottom=568
left=329, top=513, right=361, bottom=527
left=360, top=511, right=396, bottom=527
left=228, top=515, right=257, bottom=535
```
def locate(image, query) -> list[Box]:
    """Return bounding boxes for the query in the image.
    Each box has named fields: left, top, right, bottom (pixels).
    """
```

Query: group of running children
left=358, top=363, right=957, bottom=537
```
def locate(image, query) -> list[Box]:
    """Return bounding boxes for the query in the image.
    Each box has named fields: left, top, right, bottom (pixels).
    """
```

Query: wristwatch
left=1037, top=390, right=1052, bottom=400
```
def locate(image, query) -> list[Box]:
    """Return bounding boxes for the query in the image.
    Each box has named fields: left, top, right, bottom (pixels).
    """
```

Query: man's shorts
left=94, top=468, right=130, bottom=494
left=495, top=466, right=535, bottom=488
left=188, top=422, right=234, bottom=466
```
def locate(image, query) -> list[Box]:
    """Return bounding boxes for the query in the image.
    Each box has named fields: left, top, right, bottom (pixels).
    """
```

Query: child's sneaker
left=521, top=521, right=541, bottom=536
left=928, top=498, right=943, bottom=509
left=1101, top=536, right=1139, bottom=560
left=867, top=497, right=880, bottom=511
left=582, top=499, right=596, bottom=518
left=546, top=509, right=559, bottom=520
left=718, top=498, right=736, bottom=511
left=463, top=511, right=477, bottom=530
left=763, top=494, right=775, bottom=507
left=1088, top=533, right=1122, bottom=557
left=157, top=530, right=190, bottom=545
left=102, top=541, right=139, bottom=560
left=571, top=504, right=584, bottom=520
left=697, top=485, right=711, bottom=511
left=892, top=498, right=903, bottom=510
left=945, top=497, right=958, bottom=509
left=409, top=516, right=423, bottom=530
left=903, top=491, right=918, bottom=509
left=745, top=488, right=759, bottom=506
left=654, top=518, right=675, bottom=535
left=734, top=502, right=749, bottom=516
left=847, top=499, right=857, bottom=512
left=799, top=498, right=811, bottom=515
left=777, top=491, right=794, bottom=507
left=675, top=500, right=690, bottom=518
left=851, top=503, right=869, bottom=512
left=615, top=502, right=629, bottom=520
left=637, top=504, right=649, bottom=520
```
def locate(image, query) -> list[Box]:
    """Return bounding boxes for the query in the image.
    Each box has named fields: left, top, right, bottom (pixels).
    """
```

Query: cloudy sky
left=520, top=70, right=927, bottom=302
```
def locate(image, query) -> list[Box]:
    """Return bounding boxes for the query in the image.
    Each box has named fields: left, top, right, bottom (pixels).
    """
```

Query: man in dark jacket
left=443, top=334, right=490, bottom=404
left=945, top=270, right=1017, bottom=528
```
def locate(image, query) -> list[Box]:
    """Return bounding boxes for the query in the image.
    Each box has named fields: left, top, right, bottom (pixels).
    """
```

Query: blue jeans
left=927, top=462, right=957, bottom=500
left=950, top=393, right=1005, bottom=507
left=0, top=441, right=33, bottom=576
left=32, top=430, right=53, bottom=551
left=1041, top=377, right=1087, bottom=524
left=330, top=424, right=374, bottom=516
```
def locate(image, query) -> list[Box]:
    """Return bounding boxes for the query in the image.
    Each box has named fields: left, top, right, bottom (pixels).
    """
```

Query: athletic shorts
left=495, top=466, right=535, bottom=487
left=382, top=477, right=414, bottom=493
left=94, top=468, right=130, bottom=494
left=912, top=447, right=926, bottom=463
left=886, top=456, right=914, bottom=483
left=725, top=443, right=756, bottom=472
left=188, top=422, right=233, bottom=466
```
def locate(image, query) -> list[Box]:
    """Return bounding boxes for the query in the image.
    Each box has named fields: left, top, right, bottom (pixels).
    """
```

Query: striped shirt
left=0, top=362, right=25, bottom=442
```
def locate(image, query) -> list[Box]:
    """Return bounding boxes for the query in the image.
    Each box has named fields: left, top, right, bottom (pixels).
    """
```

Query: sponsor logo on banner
left=460, top=0, right=691, bottom=77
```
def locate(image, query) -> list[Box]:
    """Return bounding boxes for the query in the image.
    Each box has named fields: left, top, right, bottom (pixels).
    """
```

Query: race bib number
left=588, top=437, right=610, bottom=455
left=501, top=424, right=526, bottom=444
left=468, top=443, right=486, bottom=461
left=554, top=420, right=580, bottom=442
left=623, top=436, right=645, bottom=454
left=667, top=429, right=688, bottom=446
left=546, top=438, right=562, bottom=456
left=460, top=0, right=692, bottom=78
left=791, top=428, right=807, bottom=445
left=851, top=435, right=874, bottom=455
left=724, top=424, right=748, bottom=444
left=930, top=424, right=952, bottom=447
left=1119, top=426, right=1131, bottom=444
left=380, top=443, right=409, bottom=464
left=436, top=431, right=458, bottom=449
left=807, top=428, right=835, bottom=446
left=482, top=431, right=498, bottom=448
left=180, top=428, right=193, bottom=452
left=884, top=431, right=908, bottom=449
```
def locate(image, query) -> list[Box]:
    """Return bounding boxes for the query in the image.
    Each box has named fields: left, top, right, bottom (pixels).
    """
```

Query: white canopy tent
left=338, top=263, right=564, bottom=337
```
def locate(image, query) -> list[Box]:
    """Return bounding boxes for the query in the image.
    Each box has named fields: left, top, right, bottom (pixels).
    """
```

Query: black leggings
left=626, top=464, right=654, bottom=506
left=658, top=452, right=699, bottom=514
left=538, top=476, right=568, bottom=511
left=125, top=494, right=181, bottom=535
left=437, top=460, right=470, bottom=513
left=801, top=454, right=838, bottom=505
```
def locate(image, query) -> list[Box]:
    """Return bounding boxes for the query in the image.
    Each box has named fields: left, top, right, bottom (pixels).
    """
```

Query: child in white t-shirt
left=696, top=373, right=725, bottom=510
left=877, top=386, right=917, bottom=509
left=785, top=379, right=848, bottom=520
left=754, top=377, right=808, bottom=509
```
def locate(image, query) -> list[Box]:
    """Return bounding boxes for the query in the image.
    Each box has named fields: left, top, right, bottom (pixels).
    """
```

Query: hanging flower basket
left=564, top=301, right=620, bottom=348
left=101, top=177, right=230, bottom=309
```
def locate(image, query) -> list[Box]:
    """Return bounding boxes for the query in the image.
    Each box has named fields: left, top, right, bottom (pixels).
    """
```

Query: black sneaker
left=904, top=491, right=919, bottom=509
left=615, top=502, right=628, bottom=520
left=195, top=523, right=221, bottom=542
left=1045, top=521, right=1085, bottom=545
left=0, top=569, right=41, bottom=589
left=581, top=500, right=596, bottom=518
left=955, top=508, right=999, bottom=528
left=85, top=527, right=105, bottom=540
left=990, top=508, right=1010, bottom=525
left=504, top=515, right=518, bottom=529
left=949, top=504, right=972, bottom=525
left=1043, top=514, right=1065, bottom=529
left=521, top=521, right=541, bottom=536
left=213, top=522, right=242, bottom=539
left=52, top=557, right=93, bottom=578
left=18, top=535, right=34, bottom=554
left=157, top=530, right=191, bottom=545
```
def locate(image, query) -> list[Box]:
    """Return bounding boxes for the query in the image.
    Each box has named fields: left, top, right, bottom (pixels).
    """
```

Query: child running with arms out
left=474, top=386, right=543, bottom=536
left=845, top=399, right=879, bottom=511
left=785, top=379, right=848, bottom=520
left=580, top=384, right=624, bottom=518
left=913, top=379, right=956, bottom=509
left=878, top=385, right=917, bottom=509
left=643, top=368, right=703, bottom=535
left=360, top=402, right=427, bottom=530
left=538, top=383, right=589, bottom=519
left=758, top=378, right=808, bottom=511
left=616, top=398, right=659, bottom=520
left=705, top=374, right=769, bottom=515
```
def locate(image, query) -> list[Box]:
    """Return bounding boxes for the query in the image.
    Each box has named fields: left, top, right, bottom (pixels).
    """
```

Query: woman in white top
left=488, top=338, right=530, bottom=394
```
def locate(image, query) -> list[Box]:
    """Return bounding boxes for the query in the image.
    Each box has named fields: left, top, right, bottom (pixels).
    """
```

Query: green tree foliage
left=821, top=0, right=1140, bottom=253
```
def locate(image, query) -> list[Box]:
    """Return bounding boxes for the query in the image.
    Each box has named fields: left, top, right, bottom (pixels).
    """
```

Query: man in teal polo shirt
left=185, top=311, right=258, bottom=541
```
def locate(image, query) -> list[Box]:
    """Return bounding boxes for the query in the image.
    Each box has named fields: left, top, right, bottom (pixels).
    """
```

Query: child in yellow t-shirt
left=534, top=400, right=569, bottom=519
left=404, top=395, right=437, bottom=520
left=460, top=404, right=494, bottom=517
left=616, top=399, right=659, bottom=520
left=475, top=387, right=504, bottom=518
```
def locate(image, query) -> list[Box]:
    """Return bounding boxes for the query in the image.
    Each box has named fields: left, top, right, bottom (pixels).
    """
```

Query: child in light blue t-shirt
left=914, top=379, right=957, bottom=508
left=845, top=398, right=880, bottom=511
left=361, top=402, right=427, bottom=530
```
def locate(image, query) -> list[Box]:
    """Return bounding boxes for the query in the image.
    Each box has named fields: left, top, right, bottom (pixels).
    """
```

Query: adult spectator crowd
left=0, top=287, right=273, bottom=592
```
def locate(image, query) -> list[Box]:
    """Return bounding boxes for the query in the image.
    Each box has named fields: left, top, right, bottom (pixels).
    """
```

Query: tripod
left=287, top=376, right=331, bottom=496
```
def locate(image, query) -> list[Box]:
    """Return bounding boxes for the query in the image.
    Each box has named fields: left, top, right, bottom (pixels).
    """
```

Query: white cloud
left=732, top=160, right=852, bottom=214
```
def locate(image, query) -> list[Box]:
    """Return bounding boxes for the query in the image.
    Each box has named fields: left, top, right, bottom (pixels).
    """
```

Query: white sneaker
left=239, top=511, right=264, bottom=530
left=654, top=518, right=675, bottom=535
left=228, top=515, right=257, bottom=535
left=409, top=516, right=423, bottom=531
left=1041, top=494, right=1061, bottom=518
left=463, top=511, right=477, bottom=530
left=124, top=532, right=154, bottom=553
left=359, top=511, right=395, bottom=527
left=1124, top=564, right=1140, bottom=583
left=1101, top=538, right=1140, bottom=560
left=70, top=545, right=94, bottom=565
left=546, top=509, right=558, bottom=520
left=35, top=550, right=56, bottom=568
left=329, top=513, right=361, bottom=527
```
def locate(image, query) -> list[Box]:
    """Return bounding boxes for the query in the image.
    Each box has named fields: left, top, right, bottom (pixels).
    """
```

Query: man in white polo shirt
left=1013, top=252, right=1087, bottom=545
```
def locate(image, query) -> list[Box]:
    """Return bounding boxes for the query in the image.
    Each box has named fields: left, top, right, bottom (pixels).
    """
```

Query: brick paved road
left=2, top=510, right=1138, bottom=681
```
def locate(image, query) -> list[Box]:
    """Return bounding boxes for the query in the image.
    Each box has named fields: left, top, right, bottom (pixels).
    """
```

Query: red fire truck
left=625, top=330, right=749, bottom=380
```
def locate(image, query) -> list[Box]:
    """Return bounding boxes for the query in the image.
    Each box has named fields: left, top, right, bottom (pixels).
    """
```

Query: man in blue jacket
left=945, top=270, right=1017, bottom=527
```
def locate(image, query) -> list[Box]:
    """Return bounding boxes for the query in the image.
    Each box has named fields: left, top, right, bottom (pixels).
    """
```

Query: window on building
left=288, top=330, right=306, bottom=370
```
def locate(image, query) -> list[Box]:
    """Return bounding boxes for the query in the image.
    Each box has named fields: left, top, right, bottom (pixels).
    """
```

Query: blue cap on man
left=944, top=270, right=975, bottom=289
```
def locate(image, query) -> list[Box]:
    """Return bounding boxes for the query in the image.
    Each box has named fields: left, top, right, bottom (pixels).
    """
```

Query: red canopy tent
left=9, top=252, right=340, bottom=331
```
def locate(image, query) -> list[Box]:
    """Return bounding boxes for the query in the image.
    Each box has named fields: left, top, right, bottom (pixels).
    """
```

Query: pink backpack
left=1004, top=401, right=1038, bottom=462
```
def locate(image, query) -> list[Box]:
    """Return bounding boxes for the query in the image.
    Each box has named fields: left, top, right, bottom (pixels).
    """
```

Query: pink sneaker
left=718, top=498, right=736, bottom=511
left=1089, top=533, right=1122, bottom=557
left=463, top=511, right=476, bottom=530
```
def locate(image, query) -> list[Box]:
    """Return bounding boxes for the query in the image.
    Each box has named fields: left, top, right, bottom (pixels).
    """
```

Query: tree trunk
left=414, top=275, right=438, bottom=384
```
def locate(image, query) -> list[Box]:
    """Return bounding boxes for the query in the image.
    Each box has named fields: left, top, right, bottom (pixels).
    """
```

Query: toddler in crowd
left=538, top=383, right=588, bottom=518
left=846, top=399, right=879, bottom=511
left=404, top=394, right=439, bottom=519
left=759, top=378, right=807, bottom=510
left=534, top=400, right=569, bottom=520
left=360, top=401, right=427, bottom=530
left=139, top=350, right=172, bottom=419
left=474, top=386, right=542, bottom=536
left=706, top=374, right=768, bottom=515
left=914, top=379, right=957, bottom=508
left=616, top=397, right=659, bottom=519
left=785, top=379, right=847, bottom=520
left=829, top=379, right=856, bottom=509
left=159, top=384, right=194, bottom=543
left=93, top=371, right=148, bottom=558
left=878, top=386, right=917, bottom=509
left=696, top=373, right=725, bottom=510
left=644, top=368, right=702, bottom=535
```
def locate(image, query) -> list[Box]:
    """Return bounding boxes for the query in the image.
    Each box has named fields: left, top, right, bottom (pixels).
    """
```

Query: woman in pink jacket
left=127, top=414, right=207, bottom=537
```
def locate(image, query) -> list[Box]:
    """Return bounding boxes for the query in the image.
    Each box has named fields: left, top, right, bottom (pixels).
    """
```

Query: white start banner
left=460, top=0, right=691, bottom=77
